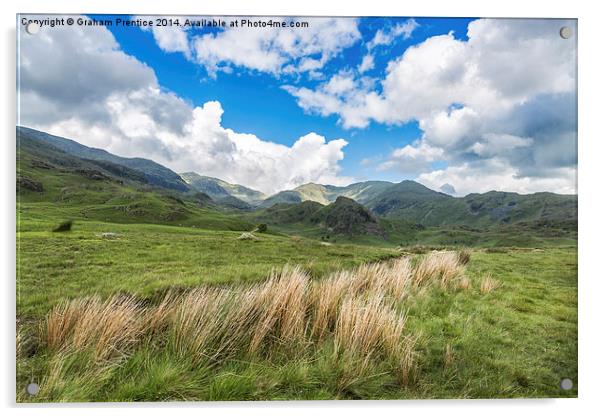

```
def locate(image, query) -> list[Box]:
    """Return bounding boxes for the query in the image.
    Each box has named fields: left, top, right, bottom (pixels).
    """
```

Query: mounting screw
left=560, top=378, right=573, bottom=390
left=25, top=22, right=40, bottom=35
left=559, top=26, right=572, bottom=39
left=26, top=382, right=39, bottom=395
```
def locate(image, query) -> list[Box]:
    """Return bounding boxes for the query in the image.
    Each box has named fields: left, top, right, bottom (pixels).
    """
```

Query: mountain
left=317, top=196, right=385, bottom=237
left=365, top=180, right=451, bottom=217
left=18, top=126, right=576, bottom=231
left=16, top=128, right=252, bottom=230
left=180, top=172, right=265, bottom=205
left=251, top=197, right=385, bottom=238
left=364, top=181, right=577, bottom=228
left=259, top=178, right=576, bottom=229
left=259, top=181, right=393, bottom=208
left=17, top=126, right=190, bottom=192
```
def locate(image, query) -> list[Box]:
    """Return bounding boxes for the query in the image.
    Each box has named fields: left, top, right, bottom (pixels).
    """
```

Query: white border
left=2, top=1, right=600, bottom=415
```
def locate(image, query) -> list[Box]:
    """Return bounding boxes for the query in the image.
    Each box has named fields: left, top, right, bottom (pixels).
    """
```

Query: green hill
left=364, top=180, right=577, bottom=228
left=260, top=181, right=394, bottom=207
left=262, top=179, right=576, bottom=229
left=317, top=196, right=385, bottom=237
left=18, top=126, right=190, bottom=192
left=17, top=129, right=252, bottom=231
left=250, top=197, right=385, bottom=239
left=181, top=172, right=265, bottom=205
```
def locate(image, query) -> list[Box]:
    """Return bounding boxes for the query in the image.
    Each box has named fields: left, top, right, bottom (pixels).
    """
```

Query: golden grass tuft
left=480, top=273, right=502, bottom=294
left=413, top=251, right=465, bottom=289
left=456, top=276, right=472, bottom=291
left=382, top=257, right=413, bottom=299
left=334, top=294, right=406, bottom=362
left=310, top=270, right=355, bottom=340
left=171, top=287, right=232, bottom=361
left=45, top=295, right=143, bottom=361
left=37, top=251, right=483, bottom=388
left=246, top=266, right=310, bottom=354
left=443, top=343, right=454, bottom=370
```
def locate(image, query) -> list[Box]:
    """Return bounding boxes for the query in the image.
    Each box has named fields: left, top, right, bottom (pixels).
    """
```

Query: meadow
left=16, top=211, right=577, bottom=401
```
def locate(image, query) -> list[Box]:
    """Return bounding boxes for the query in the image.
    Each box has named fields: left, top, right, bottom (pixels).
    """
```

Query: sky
left=17, top=15, right=577, bottom=196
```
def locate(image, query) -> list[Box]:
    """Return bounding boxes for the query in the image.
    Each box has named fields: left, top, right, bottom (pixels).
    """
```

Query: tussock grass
left=480, top=273, right=502, bottom=294
left=413, top=251, right=466, bottom=289
left=457, top=249, right=471, bottom=265
left=456, top=276, right=472, bottom=291
left=310, top=270, right=355, bottom=340
left=334, top=294, right=405, bottom=359
left=44, top=295, right=143, bottom=361
left=28, top=250, right=491, bottom=401
left=171, top=287, right=232, bottom=362
left=443, top=343, right=454, bottom=370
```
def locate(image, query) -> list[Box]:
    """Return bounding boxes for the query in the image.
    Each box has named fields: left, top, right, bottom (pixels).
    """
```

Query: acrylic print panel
left=16, top=15, right=577, bottom=402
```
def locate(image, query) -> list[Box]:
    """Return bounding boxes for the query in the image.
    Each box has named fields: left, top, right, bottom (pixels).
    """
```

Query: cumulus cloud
left=367, top=18, right=419, bottom=50
left=358, top=54, right=374, bottom=73
left=376, top=141, right=444, bottom=173
left=18, top=19, right=353, bottom=195
left=136, top=16, right=192, bottom=58
left=190, top=17, right=361, bottom=77
left=417, top=160, right=576, bottom=196
left=284, top=18, right=577, bottom=194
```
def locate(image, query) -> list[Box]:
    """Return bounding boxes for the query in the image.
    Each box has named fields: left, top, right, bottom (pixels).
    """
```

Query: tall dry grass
left=38, top=250, right=482, bottom=387
left=44, top=295, right=143, bottom=361
left=480, top=273, right=502, bottom=294
left=310, top=270, right=355, bottom=340
left=413, top=251, right=466, bottom=289
left=334, top=294, right=407, bottom=364
left=171, top=287, right=232, bottom=361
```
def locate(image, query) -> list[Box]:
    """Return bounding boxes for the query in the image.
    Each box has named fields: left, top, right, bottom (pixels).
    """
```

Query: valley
left=16, top=126, right=578, bottom=401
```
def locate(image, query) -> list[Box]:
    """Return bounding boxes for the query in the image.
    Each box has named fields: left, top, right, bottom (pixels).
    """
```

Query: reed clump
left=39, top=250, right=484, bottom=388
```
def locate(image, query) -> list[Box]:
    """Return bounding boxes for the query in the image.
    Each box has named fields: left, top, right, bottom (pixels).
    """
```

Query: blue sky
left=19, top=15, right=577, bottom=195
left=102, top=16, right=474, bottom=183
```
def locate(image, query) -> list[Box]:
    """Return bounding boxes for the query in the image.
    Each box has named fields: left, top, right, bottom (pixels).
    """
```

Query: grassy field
left=16, top=208, right=577, bottom=401
left=17, top=212, right=398, bottom=318
left=262, top=219, right=577, bottom=248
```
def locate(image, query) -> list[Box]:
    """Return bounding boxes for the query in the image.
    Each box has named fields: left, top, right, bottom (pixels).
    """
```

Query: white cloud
left=358, top=54, right=374, bottom=73
left=469, top=133, right=533, bottom=158
left=367, top=18, right=419, bottom=50
left=417, top=160, right=576, bottom=196
left=136, top=16, right=191, bottom=58
left=377, top=141, right=444, bottom=173
left=18, top=18, right=353, bottom=195
left=285, top=18, right=577, bottom=194
left=191, top=17, right=361, bottom=77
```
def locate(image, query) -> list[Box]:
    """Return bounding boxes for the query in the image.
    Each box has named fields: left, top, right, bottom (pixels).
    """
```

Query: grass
left=16, top=245, right=577, bottom=401
left=263, top=219, right=576, bottom=248
left=18, top=252, right=464, bottom=402
left=16, top=130, right=578, bottom=401
left=16, top=215, right=399, bottom=318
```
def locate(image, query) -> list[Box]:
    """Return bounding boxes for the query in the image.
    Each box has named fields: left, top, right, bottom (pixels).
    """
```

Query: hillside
left=181, top=172, right=265, bottom=205
left=17, top=129, right=252, bottom=231
left=18, top=126, right=190, bottom=192
left=250, top=197, right=385, bottom=239
left=16, top=126, right=577, bottom=236
left=317, top=196, right=385, bottom=237
left=364, top=181, right=577, bottom=228
left=260, top=179, right=576, bottom=229
left=260, top=181, right=393, bottom=207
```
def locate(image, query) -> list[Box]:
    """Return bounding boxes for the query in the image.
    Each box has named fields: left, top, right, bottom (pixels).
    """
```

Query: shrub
left=457, top=249, right=471, bottom=265
left=52, top=220, right=73, bottom=232
left=256, top=223, right=268, bottom=233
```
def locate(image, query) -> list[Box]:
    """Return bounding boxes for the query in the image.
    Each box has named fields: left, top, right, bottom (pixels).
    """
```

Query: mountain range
left=17, top=126, right=577, bottom=237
